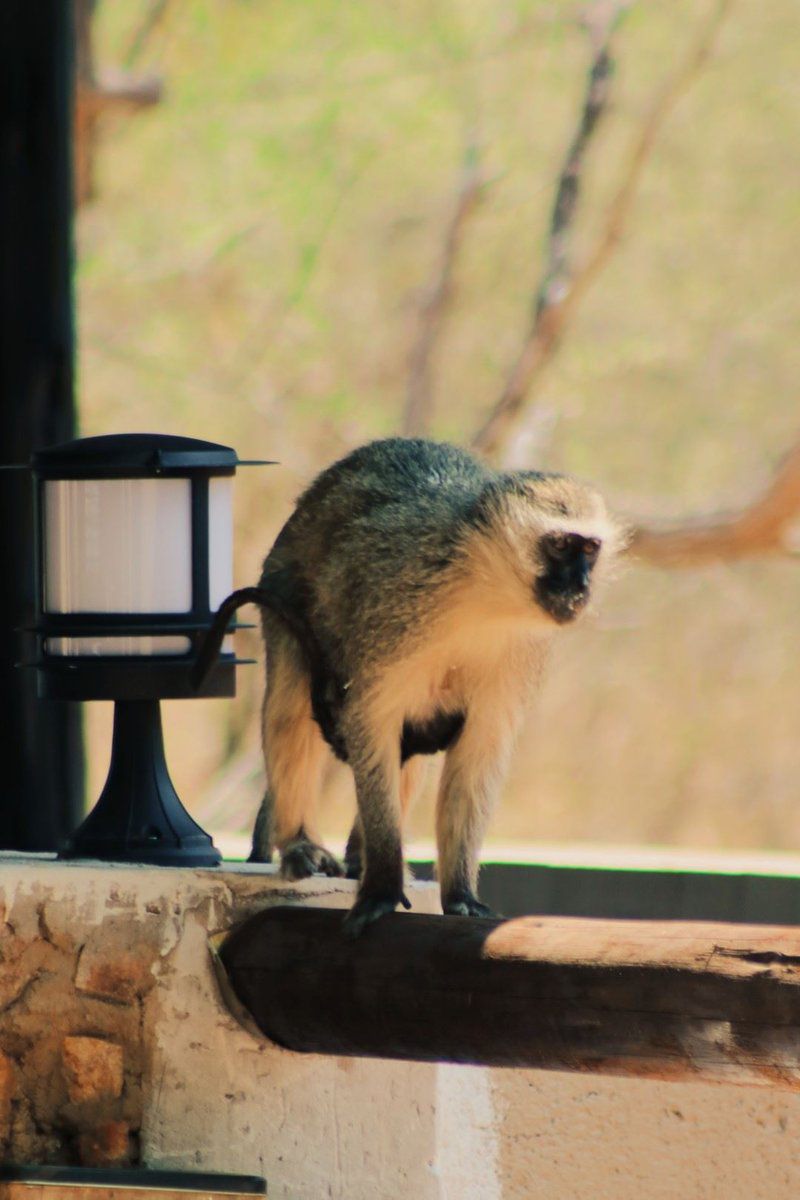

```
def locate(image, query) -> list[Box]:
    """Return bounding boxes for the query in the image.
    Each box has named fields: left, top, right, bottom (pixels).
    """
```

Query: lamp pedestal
left=59, top=699, right=221, bottom=867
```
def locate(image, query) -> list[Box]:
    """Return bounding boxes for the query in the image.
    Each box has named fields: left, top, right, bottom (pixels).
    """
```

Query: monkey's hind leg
left=249, top=686, right=276, bottom=863
left=343, top=817, right=363, bottom=880
left=253, top=627, right=343, bottom=880
left=248, top=785, right=274, bottom=863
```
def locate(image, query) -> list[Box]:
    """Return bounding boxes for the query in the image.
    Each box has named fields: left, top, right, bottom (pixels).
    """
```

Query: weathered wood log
left=219, top=906, right=800, bottom=1090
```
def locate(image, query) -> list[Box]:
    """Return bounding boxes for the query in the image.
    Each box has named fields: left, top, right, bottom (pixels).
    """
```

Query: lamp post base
left=59, top=698, right=221, bottom=866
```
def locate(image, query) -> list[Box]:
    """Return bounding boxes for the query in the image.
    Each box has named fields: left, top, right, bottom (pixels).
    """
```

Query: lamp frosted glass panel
left=47, top=635, right=191, bottom=656
left=208, top=476, right=233, bottom=608
left=44, top=478, right=192, bottom=657
left=209, top=476, right=234, bottom=652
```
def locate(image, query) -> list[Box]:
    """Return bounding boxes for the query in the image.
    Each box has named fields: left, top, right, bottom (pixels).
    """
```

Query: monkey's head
left=463, top=471, right=623, bottom=628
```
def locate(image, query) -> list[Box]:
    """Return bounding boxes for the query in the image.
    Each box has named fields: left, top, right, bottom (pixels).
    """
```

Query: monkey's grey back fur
left=264, top=439, right=492, bottom=656
left=260, top=438, right=584, bottom=666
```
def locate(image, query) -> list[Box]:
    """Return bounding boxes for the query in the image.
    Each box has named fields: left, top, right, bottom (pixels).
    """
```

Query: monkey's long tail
left=190, top=586, right=274, bottom=690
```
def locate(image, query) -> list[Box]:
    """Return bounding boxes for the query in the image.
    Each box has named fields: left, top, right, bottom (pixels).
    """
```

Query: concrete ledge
left=0, top=855, right=449, bottom=1196
left=6, top=855, right=800, bottom=1200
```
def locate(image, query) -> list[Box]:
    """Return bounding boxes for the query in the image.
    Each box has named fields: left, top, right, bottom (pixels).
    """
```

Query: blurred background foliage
left=78, top=0, right=800, bottom=854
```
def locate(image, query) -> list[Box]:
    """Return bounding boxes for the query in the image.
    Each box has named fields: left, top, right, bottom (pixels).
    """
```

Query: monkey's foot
left=247, top=846, right=273, bottom=865
left=280, top=840, right=345, bottom=881
left=442, top=890, right=497, bottom=919
left=343, top=826, right=363, bottom=879
left=344, top=856, right=362, bottom=881
left=342, top=890, right=412, bottom=939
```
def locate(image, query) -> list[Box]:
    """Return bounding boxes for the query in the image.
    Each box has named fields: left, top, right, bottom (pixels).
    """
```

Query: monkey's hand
left=442, top=889, right=497, bottom=919
left=342, top=890, right=412, bottom=939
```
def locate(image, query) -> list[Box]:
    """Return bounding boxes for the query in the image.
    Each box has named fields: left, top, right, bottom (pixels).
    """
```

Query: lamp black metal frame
left=24, top=433, right=269, bottom=867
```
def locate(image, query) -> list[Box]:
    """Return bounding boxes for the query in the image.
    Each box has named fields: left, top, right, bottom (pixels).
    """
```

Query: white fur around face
left=450, top=483, right=621, bottom=633
left=362, top=479, right=621, bottom=743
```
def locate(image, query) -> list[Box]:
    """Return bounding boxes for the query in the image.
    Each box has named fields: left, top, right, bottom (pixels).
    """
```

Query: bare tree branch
left=471, top=0, right=732, bottom=463
left=123, top=0, right=171, bottom=69
left=73, top=0, right=163, bottom=206
left=402, top=143, right=486, bottom=437
left=534, top=5, right=618, bottom=326
left=470, top=7, right=618, bottom=460
left=629, top=438, right=800, bottom=567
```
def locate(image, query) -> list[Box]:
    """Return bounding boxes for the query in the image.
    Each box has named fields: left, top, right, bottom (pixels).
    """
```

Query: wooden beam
left=219, top=907, right=800, bottom=1090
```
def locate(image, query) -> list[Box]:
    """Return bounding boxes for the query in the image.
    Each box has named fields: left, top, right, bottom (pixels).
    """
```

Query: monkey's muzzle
left=534, top=531, right=600, bottom=624
left=536, top=586, right=590, bottom=625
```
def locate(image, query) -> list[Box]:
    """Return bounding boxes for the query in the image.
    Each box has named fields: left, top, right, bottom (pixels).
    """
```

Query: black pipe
left=0, top=0, right=83, bottom=848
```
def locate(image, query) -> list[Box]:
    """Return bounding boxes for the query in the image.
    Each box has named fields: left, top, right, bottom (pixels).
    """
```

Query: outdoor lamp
left=29, top=433, right=261, bottom=866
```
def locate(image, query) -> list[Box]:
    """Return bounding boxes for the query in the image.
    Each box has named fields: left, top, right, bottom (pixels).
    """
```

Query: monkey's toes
left=342, top=892, right=409, bottom=938
left=280, top=841, right=344, bottom=881
left=442, top=892, right=497, bottom=919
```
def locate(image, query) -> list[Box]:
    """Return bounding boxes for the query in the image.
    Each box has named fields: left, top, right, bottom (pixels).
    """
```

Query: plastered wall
left=2, top=856, right=800, bottom=1199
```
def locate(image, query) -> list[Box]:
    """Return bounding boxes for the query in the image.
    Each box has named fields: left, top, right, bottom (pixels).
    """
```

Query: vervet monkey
left=195, top=438, right=621, bottom=935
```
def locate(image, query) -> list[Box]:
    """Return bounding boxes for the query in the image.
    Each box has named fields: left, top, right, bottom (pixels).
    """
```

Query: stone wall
left=4, top=855, right=800, bottom=1200
left=0, top=856, right=462, bottom=1198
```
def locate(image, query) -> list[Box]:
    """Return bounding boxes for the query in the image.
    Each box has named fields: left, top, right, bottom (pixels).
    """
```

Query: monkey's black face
left=534, top=531, right=601, bottom=624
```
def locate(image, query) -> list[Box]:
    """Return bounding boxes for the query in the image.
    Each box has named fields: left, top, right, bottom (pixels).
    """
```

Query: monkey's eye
left=544, top=532, right=602, bottom=563
left=547, top=533, right=572, bottom=557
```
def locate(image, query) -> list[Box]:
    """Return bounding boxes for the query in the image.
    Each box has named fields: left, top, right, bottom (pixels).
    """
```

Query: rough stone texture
left=62, top=1037, right=124, bottom=1105
left=74, top=943, right=157, bottom=1004
left=5, top=855, right=800, bottom=1198
left=0, top=856, right=455, bottom=1192
left=0, top=1050, right=14, bottom=1146
left=77, top=1119, right=132, bottom=1167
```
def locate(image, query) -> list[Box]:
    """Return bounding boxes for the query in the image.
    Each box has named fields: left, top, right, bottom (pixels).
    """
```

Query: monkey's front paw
left=442, top=890, right=497, bottom=919
left=280, top=841, right=345, bottom=881
left=342, top=891, right=411, bottom=939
